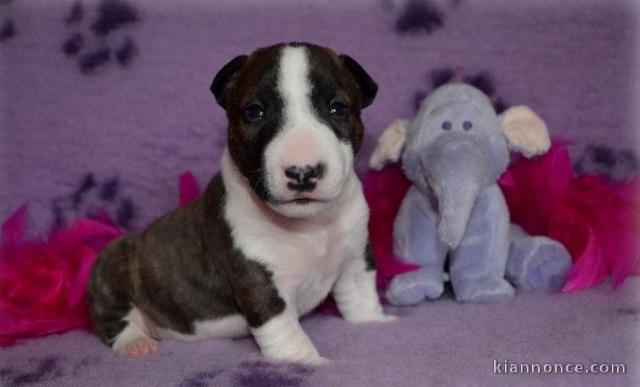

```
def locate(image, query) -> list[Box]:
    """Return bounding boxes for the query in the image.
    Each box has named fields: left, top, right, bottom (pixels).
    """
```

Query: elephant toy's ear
left=369, top=119, right=408, bottom=170
left=500, top=106, right=551, bottom=158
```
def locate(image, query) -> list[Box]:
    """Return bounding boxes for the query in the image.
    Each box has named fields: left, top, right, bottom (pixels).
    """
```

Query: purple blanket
left=1, top=0, right=638, bottom=385
left=1, top=279, right=638, bottom=386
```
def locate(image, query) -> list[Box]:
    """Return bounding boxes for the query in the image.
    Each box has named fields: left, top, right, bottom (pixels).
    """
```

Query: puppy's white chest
left=284, top=228, right=347, bottom=314
left=246, top=221, right=351, bottom=314
left=224, top=176, right=368, bottom=316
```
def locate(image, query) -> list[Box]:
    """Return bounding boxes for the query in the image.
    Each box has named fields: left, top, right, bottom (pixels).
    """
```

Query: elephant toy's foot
left=385, top=268, right=445, bottom=305
left=507, top=236, right=572, bottom=291
left=454, top=278, right=514, bottom=303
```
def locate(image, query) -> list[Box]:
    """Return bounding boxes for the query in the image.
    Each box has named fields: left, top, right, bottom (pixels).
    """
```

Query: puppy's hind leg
left=87, top=241, right=159, bottom=357
left=88, top=282, right=159, bottom=357
left=89, top=282, right=158, bottom=357
left=111, top=308, right=159, bottom=357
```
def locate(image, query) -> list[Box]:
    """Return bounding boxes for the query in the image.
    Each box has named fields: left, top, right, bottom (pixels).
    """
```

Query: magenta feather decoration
left=362, top=164, right=421, bottom=291
left=0, top=171, right=202, bottom=346
left=0, top=206, right=122, bottom=347
left=179, top=172, right=201, bottom=206
left=499, top=143, right=640, bottom=291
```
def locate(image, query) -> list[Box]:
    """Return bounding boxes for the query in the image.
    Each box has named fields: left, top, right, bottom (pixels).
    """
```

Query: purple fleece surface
left=1, top=0, right=639, bottom=386
left=1, top=279, right=639, bottom=386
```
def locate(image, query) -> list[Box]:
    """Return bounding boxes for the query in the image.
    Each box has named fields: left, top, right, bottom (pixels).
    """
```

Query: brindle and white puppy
left=88, top=42, right=393, bottom=365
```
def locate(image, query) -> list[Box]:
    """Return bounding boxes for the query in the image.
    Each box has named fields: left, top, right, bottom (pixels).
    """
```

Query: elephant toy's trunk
left=423, top=136, right=488, bottom=249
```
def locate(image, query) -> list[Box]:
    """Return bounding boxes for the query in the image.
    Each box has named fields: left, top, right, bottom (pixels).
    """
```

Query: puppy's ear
left=339, top=54, right=378, bottom=108
left=210, top=55, right=248, bottom=109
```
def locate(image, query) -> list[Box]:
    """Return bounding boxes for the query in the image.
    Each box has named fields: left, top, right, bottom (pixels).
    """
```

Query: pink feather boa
left=0, top=206, right=122, bottom=346
left=0, top=173, right=199, bottom=347
left=499, top=144, right=640, bottom=291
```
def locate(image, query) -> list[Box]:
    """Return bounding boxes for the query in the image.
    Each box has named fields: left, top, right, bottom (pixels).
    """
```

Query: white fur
left=222, top=149, right=366, bottom=314
left=111, top=308, right=154, bottom=354
left=217, top=45, right=391, bottom=363
left=222, top=147, right=389, bottom=363
left=114, top=308, right=250, bottom=345
left=156, top=315, right=249, bottom=342
left=252, top=309, right=326, bottom=365
left=333, top=259, right=391, bottom=323
left=264, top=46, right=353, bottom=218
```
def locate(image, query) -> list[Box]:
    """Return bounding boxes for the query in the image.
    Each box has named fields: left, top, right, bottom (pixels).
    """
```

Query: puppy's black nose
left=285, top=163, right=325, bottom=192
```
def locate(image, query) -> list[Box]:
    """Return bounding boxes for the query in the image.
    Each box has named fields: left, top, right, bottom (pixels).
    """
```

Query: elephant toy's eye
left=441, top=121, right=452, bottom=131
left=463, top=121, right=473, bottom=131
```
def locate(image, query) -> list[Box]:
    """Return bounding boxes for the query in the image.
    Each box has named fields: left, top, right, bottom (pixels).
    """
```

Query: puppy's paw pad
left=117, top=338, right=159, bottom=357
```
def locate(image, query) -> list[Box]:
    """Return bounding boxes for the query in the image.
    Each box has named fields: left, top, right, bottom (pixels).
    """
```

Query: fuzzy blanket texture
left=1, top=0, right=639, bottom=386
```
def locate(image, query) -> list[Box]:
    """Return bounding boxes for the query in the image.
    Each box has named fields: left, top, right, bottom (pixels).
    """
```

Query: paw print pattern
left=574, top=144, right=639, bottom=181
left=0, top=357, right=64, bottom=387
left=414, top=68, right=509, bottom=114
left=51, top=173, right=137, bottom=231
left=178, top=370, right=222, bottom=387
left=0, top=0, right=17, bottom=43
left=394, top=0, right=444, bottom=35
left=65, top=1, right=84, bottom=25
left=61, top=0, right=140, bottom=75
left=461, top=72, right=509, bottom=113
left=391, top=0, right=466, bottom=35
left=0, top=19, right=15, bottom=42
left=231, top=360, right=314, bottom=387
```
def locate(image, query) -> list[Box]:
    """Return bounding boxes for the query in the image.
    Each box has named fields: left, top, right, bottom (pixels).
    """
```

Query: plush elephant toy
left=369, top=83, right=572, bottom=305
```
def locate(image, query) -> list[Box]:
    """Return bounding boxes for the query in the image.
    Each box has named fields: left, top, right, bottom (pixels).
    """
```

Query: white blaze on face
left=264, top=45, right=354, bottom=218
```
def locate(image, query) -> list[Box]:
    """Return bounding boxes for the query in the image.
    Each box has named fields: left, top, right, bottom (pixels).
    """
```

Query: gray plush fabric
left=386, top=84, right=572, bottom=305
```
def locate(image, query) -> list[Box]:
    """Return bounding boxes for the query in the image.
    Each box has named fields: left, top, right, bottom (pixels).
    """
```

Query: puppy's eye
left=441, top=121, right=452, bottom=131
left=463, top=121, right=473, bottom=131
left=244, top=104, right=265, bottom=122
left=329, top=102, right=349, bottom=119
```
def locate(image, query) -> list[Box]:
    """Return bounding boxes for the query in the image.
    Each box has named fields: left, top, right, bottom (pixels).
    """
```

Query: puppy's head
left=211, top=42, right=377, bottom=218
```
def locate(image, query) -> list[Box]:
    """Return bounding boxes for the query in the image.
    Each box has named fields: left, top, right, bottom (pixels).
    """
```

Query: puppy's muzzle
left=285, top=163, right=326, bottom=192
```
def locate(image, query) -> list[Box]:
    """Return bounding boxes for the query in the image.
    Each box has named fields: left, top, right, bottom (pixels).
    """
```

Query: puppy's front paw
left=376, top=314, right=398, bottom=323
left=301, top=355, right=331, bottom=366
left=364, top=313, right=397, bottom=323
left=347, top=312, right=397, bottom=324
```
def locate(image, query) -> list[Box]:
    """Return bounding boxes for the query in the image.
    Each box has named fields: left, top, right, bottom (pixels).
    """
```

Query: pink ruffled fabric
left=363, top=164, right=420, bottom=291
left=0, top=206, right=122, bottom=347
